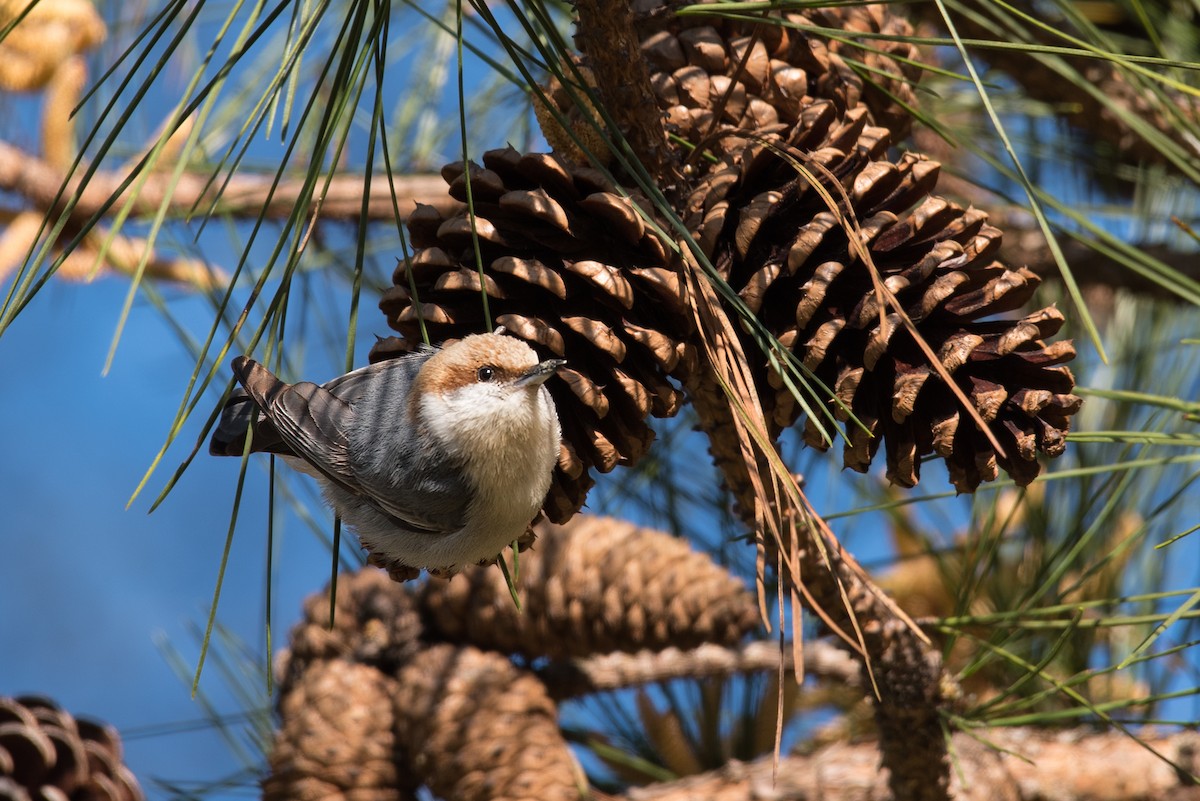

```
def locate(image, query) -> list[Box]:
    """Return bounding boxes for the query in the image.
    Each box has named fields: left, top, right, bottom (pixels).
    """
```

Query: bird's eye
left=477, top=365, right=496, bottom=382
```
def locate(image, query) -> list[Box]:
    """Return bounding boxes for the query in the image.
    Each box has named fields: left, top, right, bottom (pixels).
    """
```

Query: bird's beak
left=517, top=358, right=566, bottom=387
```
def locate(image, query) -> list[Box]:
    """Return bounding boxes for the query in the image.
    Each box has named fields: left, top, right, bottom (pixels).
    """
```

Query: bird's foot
left=366, top=551, right=422, bottom=583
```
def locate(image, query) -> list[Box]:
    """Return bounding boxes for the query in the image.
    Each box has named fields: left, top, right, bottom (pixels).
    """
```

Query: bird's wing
left=233, top=356, right=358, bottom=486
left=211, top=349, right=435, bottom=457
left=335, top=354, right=473, bottom=536
left=233, top=356, right=446, bottom=535
left=321, top=348, right=434, bottom=403
left=210, top=391, right=275, bottom=456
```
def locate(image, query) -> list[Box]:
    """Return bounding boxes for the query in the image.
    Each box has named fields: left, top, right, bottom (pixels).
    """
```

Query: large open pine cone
left=684, top=108, right=1080, bottom=491
left=0, top=695, right=142, bottom=801
left=373, top=147, right=694, bottom=522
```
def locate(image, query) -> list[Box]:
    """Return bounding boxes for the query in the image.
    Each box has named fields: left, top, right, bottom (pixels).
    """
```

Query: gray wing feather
left=321, top=346, right=436, bottom=403
left=343, top=355, right=470, bottom=534
left=228, top=353, right=467, bottom=536
left=232, top=356, right=359, bottom=489
left=211, top=349, right=434, bottom=456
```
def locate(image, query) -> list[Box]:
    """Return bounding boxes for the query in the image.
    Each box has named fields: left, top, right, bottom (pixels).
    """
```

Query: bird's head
left=412, top=333, right=565, bottom=459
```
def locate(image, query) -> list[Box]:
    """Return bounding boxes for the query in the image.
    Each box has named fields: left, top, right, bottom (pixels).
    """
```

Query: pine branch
left=0, top=140, right=458, bottom=224
left=571, top=0, right=678, bottom=187
left=7, top=128, right=1189, bottom=299
left=538, top=639, right=860, bottom=700
left=620, top=727, right=1200, bottom=801
left=680, top=270, right=953, bottom=801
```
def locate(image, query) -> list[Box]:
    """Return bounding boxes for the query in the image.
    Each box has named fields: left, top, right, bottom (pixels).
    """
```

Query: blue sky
left=0, top=279, right=283, bottom=792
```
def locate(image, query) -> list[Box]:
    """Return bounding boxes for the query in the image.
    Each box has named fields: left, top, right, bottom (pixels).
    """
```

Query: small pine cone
left=0, top=695, right=143, bottom=801
left=276, top=569, right=423, bottom=696
left=633, top=2, right=918, bottom=160
left=685, top=110, right=1081, bottom=492
left=420, top=514, right=759, bottom=659
left=264, top=660, right=416, bottom=801
left=373, top=146, right=693, bottom=522
left=394, top=644, right=580, bottom=801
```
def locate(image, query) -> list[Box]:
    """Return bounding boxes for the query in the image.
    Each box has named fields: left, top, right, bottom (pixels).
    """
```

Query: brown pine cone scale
left=419, top=515, right=759, bottom=660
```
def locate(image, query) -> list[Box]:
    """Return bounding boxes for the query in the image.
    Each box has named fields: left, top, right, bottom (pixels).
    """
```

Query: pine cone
left=264, top=660, right=415, bottom=801
left=394, top=644, right=581, bottom=801
left=685, top=115, right=1081, bottom=491
left=420, top=514, right=759, bottom=659
left=0, top=695, right=142, bottom=801
left=373, top=146, right=693, bottom=522
left=276, top=569, right=423, bottom=697
left=377, top=0, right=1076, bottom=514
left=536, top=0, right=1078, bottom=493
left=637, top=2, right=919, bottom=155
left=538, top=3, right=918, bottom=171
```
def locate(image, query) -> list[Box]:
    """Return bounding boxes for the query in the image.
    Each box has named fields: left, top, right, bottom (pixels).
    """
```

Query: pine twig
left=0, top=140, right=458, bottom=224
left=538, top=639, right=861, bottom=700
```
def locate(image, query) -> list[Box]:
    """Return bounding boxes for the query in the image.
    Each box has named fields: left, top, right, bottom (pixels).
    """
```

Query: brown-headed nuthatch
left=209, top=332, right=565, bottom=577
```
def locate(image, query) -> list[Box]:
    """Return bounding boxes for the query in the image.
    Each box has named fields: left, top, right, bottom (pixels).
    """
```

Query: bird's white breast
left=417, top=382, right=561, bottom=564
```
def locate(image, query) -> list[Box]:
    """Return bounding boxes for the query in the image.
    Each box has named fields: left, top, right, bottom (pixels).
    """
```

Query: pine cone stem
left=800, top=525, right=950, bottom=801
left=572, top=0, right=678, bottom=187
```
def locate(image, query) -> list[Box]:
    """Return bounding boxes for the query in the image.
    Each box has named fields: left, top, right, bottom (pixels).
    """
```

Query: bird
left=209, top=332, right=565, bottom=579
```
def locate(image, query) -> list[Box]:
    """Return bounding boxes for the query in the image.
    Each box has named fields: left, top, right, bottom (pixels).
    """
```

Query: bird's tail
left=208, top=359, right=292, bottom=457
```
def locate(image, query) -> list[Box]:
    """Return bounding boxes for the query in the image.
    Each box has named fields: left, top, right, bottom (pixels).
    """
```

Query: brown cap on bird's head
left=415, top=333, right=542, bottom=396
